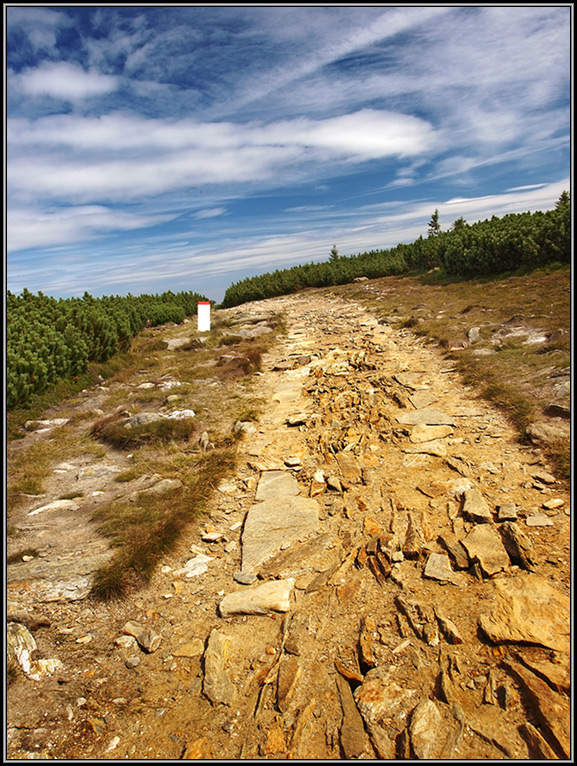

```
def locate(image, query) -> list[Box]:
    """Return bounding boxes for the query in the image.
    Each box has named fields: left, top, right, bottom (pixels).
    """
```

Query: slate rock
left=409, top=699, right=443, bottom=759
left=410, top=424, right=453, bottom=443
left=527, top=420, right=569, bottom=447
left=125, top=412, right=165, bottom=427
left=518, top=722, right=559, bottom=760
left=28, top=499, right=80, bottom=517
left=461, top=487, right=493, bottom=523
left=277, top=655, right=301, bottom=713
left=336, top=673, right=369, bottom=759
left=434, top=608, right=464, bottom=644
left=478, top=575, right=570, bottom=653
left=497, top=502, right=518, bottom=521
left=123, top=621, right=162, bottom=653
left=233, top=420, right=257, bottom=436
left=501, top=659, right=570, bottom=759
left=219, top=578, right=295, bottom=617
left=437, top=534, right=469, bottom=570
left=241, top=496, right=319, bottom=573
left=423, top=552, right=456, bottom=582
left=203, top=629, right=236, bottom=706
left=255, top=471, right=300, bottom=500
left=519, top=655, right=570, bottom=694
left=394, top=373, right=429, bottom=390
left=462, top=525, right=509, bottom=576
left=172, top=638, right=205, bottom=658
left=525, top=513, right=553, bottom=527
left=500, top=522, right=536, bottom=570
left=335, top=452, right=362, bottom=481
left=409, top=391, right=438, bottom=410
left=354, top=665, right=418, bottom=759
left=527, top=467, right=556, bottom=484
left=167, top=409, right=195, bottom=420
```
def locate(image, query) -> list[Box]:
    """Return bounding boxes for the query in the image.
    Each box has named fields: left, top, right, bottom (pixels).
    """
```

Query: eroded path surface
left=6, top=292, right=571, bottom=760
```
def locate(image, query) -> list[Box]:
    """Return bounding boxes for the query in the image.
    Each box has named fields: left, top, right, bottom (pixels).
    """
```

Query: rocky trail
left=6, top=291, right=571, bottom=761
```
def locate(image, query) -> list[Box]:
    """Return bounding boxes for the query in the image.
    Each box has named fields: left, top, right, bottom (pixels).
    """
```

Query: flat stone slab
left=403, top=439, right=447, bottom=457
left=462, top=487, right=493, bottom=523
left=397, top=408, right=455, bottom=426
left=255, top=471, right=300, bottom=500
left=478, top=575, right=570, bottom=653
left=219, top=578, right=295, bottom=616
left=335, top=452, right=362, bottom=481
left=409, top=391, right=438, bottom=409
left=28, top=499, right=80, bottom=516
left=423, top=552, right=456, bottom=582
left=462, top=525, right=510, bottom=576
left=241, top=496, right=320, bottom=573
left=525, top=513, right=554, bottom=527
left=410, top=424, right=453, bottom=443
left=394, top=373, right=430, bottom=390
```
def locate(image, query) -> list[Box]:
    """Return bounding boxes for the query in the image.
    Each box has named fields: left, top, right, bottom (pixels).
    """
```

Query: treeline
left=6, top=289, right=207, bottom=411
left=220, top=194, right=570, bottom=308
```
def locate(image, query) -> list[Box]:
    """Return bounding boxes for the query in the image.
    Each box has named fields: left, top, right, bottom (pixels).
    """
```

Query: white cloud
left=193, top=208, right=227, bottom=219
left=7, top=109, right=436, bottom=207
left=7, top=205, right=173, bottom=252
left=16, top=62, right=119, bottom=102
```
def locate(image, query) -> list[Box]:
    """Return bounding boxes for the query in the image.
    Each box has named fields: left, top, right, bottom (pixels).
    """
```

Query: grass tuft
left=6, top=548, right=40, bottom=564
left=90, top=445, right=237, bottom=600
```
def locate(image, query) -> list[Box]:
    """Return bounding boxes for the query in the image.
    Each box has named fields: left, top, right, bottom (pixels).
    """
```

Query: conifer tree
left=428, top=209, right=441, bottom=237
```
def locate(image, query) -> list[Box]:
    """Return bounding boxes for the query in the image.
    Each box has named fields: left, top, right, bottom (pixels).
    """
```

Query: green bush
left=221, top=194, right=570, bottom=308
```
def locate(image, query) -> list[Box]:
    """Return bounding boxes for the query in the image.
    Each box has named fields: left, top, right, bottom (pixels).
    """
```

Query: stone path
left=6, top=291, right=571, bottom=760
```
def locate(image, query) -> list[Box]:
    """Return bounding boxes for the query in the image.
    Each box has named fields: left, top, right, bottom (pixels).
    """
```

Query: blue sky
left=5, top=5, right=571, bottom=303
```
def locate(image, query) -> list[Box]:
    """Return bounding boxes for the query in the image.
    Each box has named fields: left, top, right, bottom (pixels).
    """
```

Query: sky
left=5, top=5, right=572, bottom=304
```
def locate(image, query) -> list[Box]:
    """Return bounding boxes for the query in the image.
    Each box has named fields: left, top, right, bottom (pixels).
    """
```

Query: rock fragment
left=518, top=722, right=560, bottom=760
left=123, top=621, right=162, bottom=653
left=219, top=578, right=295, bottom=617
left=499, top=522, right=536, bottom=570
left=497, top=502, right=518, bottom=521
left=354, top=665, right=418, bottom=759
left=396, top=408, right=455, bottom=426
left=478, top=575, right=570, bottom=652
left=434, top=608, right=464, bottom=644
left=276, top=655, right=301, bottom=713
left=501, top=658, right=570, bottom=759
left=203, top=629, right=236, bottom=706
left=241, top=496, right=319, bottom=573
left=255, top=470, right=300, bottom=499
left=461, top=524, right=510, bottom=577
left=461, top=487, right=493, bottom=523
left=423, top=552, right=456, bottom=583
left=335, top=673, right=368, bottom=758
left=409, top=698, right=443, bottom=759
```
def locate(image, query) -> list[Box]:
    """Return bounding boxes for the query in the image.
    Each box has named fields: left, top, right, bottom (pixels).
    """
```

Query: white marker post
left=197, top=301, right=211, bottom=332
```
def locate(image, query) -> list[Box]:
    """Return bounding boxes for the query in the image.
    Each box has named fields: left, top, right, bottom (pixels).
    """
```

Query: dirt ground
left=5, top=289, right=571, bottom=761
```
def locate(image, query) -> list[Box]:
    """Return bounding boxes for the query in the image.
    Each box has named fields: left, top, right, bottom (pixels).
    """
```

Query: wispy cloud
left=7, top=206, right=174, bottom=252
left=193, top=208, right=227, bottom=220
left=7, top=109, right=437, bottom=207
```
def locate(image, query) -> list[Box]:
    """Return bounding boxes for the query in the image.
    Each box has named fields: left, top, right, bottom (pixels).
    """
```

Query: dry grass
left=90, top=444, right=238, bottom=600
left=92, top=415, right=197, bottom=450
left=6, top=548, right=40, bottom=564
